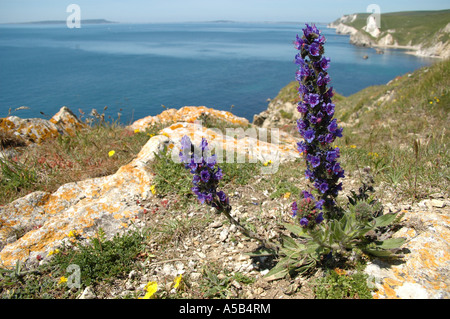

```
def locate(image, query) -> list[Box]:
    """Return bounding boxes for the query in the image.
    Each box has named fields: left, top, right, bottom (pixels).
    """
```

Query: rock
left=129, top=106, right=249, bottom=132
left=158, top=121, right=300, bottom=165
left=219, top=228, right=229, bottom=242
left=430, top=199, right=446, bottom=208
left=79, top=286, right=96, bottom=299
left=365, top=209, right=450, bottom=299
left=0, top=106, right=86, bottom=145
left=0, top=135, right=169, bottom=267
left=210, top=221, right=223, bottom=228
left=190, top=272, right=202, bottom=281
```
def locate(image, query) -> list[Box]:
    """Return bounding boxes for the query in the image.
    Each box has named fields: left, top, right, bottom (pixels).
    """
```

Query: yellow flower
left=162, top=132, right=169, bottom=138
left=349, top=145, right=356, bottom=149
left=436, top=98, right=440, bottom=103
left=173, top=274, right=183, bottom=290
left=263, top=160, right=272, bottom=167
left=283, top=192, right=291, bottom=199
left=58, top=276, right=68, bottom=285
left=108, top=150, right=116, bottom=157
left=147, top=133, right=155, bottom=138
left=134, top=128, right=140, bottom=134
left=68, top=230, right=79, bottom=238
left=429, top=101, right=433, bottom=105
left=150, top=185, right=156, bottom=195
left=139, top=281, right=158, bottom=299
left=48, top=249, right=60, bottom=256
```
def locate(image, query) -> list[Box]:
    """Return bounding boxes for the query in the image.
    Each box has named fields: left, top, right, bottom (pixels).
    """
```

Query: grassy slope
left=333, top=9, right=450, bottom=47
left=271, top=59, right=450, bottom=199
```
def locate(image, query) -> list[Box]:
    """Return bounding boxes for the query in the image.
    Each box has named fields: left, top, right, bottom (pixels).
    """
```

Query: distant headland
left=4, top=19, right=118, bottom=25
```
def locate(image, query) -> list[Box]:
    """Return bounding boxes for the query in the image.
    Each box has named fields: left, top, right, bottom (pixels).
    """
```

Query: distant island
left=7, top=19, right=117, bottom=25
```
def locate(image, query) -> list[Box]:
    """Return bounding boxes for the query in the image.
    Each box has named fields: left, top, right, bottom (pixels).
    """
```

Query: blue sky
left=0, top=0, right=449, bottom=23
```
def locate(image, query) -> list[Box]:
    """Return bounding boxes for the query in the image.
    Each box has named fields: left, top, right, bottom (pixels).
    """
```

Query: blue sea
left=0, top=22, right=435, bottom=124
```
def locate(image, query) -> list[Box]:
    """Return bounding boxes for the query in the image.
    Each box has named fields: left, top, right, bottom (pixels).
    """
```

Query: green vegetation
left=314, top=269, right=374, bottom=299
left=268, top=59, right=450, bottom=201
left=332, top=9, right=450, bottom=47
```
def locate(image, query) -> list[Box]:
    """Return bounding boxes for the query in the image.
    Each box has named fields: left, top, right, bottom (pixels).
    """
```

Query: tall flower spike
left=294, top=24, right=345, bottom=220
left=179, top=135, right=277, bottom=252
left=179, top=135, right=229, bottom=209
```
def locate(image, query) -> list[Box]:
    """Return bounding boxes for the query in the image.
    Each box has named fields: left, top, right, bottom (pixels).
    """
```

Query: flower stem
left=219, top=205, right=278, bottom=253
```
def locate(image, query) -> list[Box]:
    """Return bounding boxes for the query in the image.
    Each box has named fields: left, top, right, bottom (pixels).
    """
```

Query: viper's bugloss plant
left=179, top=135, right=230, bottom=210
left=265, top=24, right=405, bottom=281
left=294, top=24, right=344, bottom=219
left=179, top=135, right=276, bottom=251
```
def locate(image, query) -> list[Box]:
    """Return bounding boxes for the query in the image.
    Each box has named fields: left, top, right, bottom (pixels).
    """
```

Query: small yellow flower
left=150, top=185, right=156, bottom=195
left=134, top=128, right=140, bottom=134
left=283, top=192, right=291, bottom=199
left=108, top=150, right=116, bottom=157
left=173, top=274, right=183, bottom=290
left=263, top=160, right=272, bottom=167
left=436, top=98, right=440, bottom=103
left=429, top=101, right=433, bottom=105
left=48, top=249, right=60, bottom=256
left=162, top=132, right=169, bottom=138
left=147, top=133, right=155, bottom=138
left=58, top=276, right=68, bottom=285
left=139, top=281, right=158, bottom=299
left=349, top=145, right=356, bottom=149
left=68, top=230, right=79, bottom=238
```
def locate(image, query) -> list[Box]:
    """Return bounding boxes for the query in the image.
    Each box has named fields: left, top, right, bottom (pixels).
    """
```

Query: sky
left=0, top=0, right=449, bottom=24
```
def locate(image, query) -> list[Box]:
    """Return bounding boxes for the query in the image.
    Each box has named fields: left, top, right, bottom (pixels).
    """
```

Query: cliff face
left=328, top=10, right=450, bottom=59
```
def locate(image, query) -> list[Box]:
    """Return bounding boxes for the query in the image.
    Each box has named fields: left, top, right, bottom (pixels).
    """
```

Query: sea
left=0, top=22, right=436, bottom=124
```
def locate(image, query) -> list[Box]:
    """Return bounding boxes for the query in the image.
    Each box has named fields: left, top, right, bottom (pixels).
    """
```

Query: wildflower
left=150, top=184, right=156, bottom=195
left=140, top=281, right=158, bottom=299
left=48, top=249, right=60, bottom=256
left=294, top=23, right=345, bottom=217
left=173, top=274, right=183, bottom=290
left=108, top=150, right=116, bottom=157
left=134, top=128, right=140, bottom=134
left=68, top=230, right=79, bottom=238
left=58, top=276, right=68, bottom=285
left=179, top=136, right=228, bottom=209
left=263, top=160, right=273, bottom=167
left=349, top=145, right=356, bottom=149
left=284, top=192, right=291, bottom=199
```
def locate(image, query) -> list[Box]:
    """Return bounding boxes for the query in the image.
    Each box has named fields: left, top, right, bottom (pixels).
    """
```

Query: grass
left=1, top=59, right=448, bottom=299
left=0, top=118, right=155, bottom=206
left=266, top=59, right=450, bottom=202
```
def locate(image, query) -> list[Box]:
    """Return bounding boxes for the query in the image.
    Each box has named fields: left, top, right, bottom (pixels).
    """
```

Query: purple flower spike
left=294, top=24, right=345, bottom=219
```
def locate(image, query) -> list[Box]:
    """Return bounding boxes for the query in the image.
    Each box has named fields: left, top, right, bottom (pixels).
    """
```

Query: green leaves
left=266, top=199, right=406, bottom=282
left=264, top=235, right=316, bottom=282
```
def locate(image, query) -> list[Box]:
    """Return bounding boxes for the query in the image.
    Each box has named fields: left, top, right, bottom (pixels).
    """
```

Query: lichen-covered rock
left=365, top=208, right=450, bottom=299
left=159, top=121, right=300, bottom=165
left=129, top=106, right=249, bottom=132
left=0, top=135, right=168, bottom=268
left=0, top=106, right=86, bottom=145
left=0, top=118, right=300, bottom=268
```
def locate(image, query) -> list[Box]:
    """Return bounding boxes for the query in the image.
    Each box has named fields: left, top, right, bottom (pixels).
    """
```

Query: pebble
left=78, top=286, right=96, bottom=299
left=219, top=228, right=229, bottom=242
